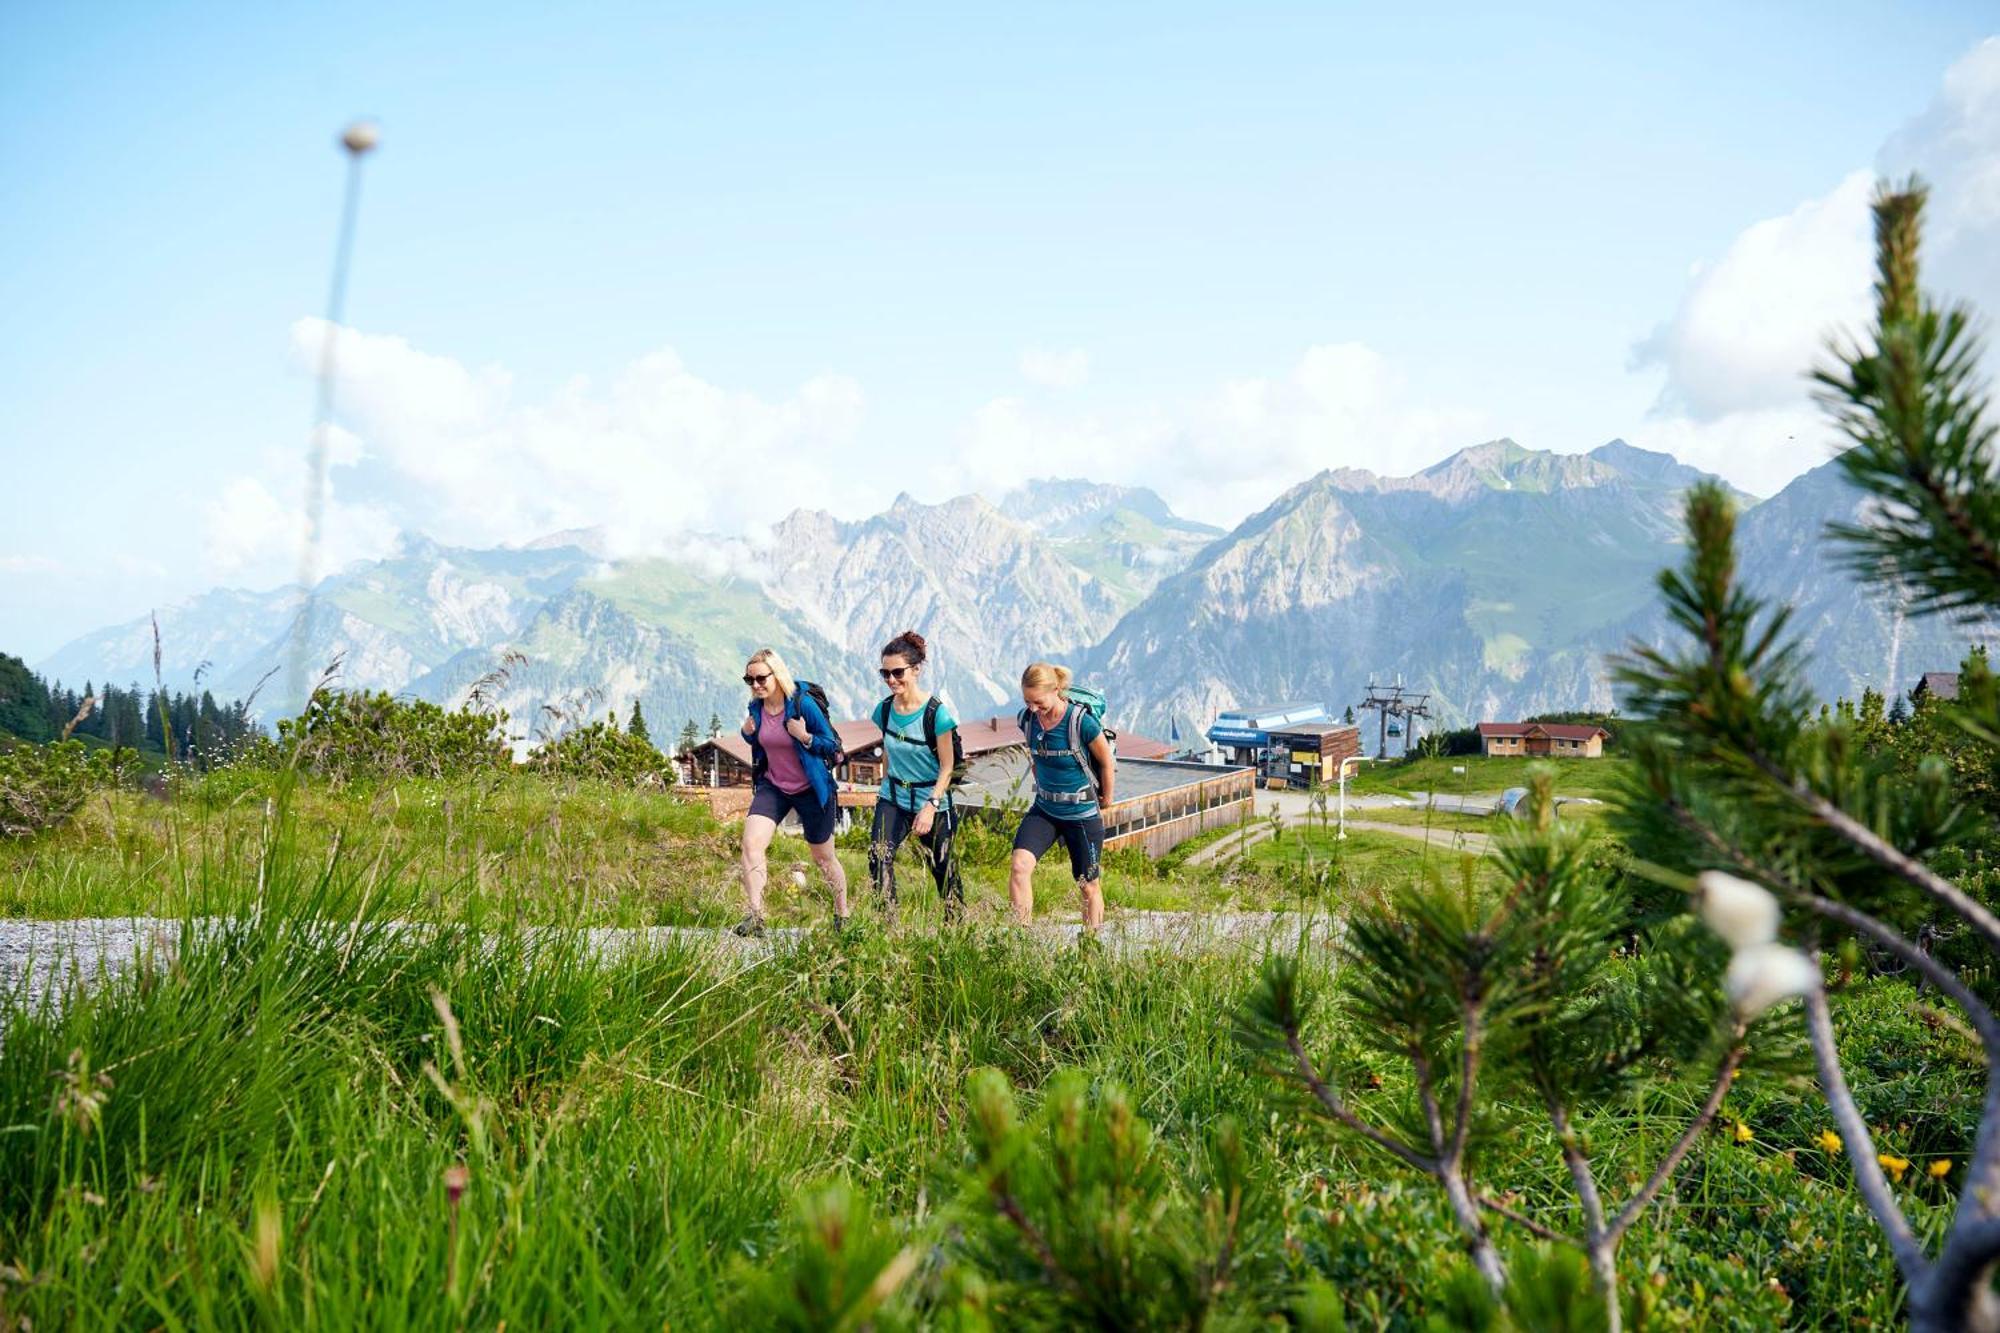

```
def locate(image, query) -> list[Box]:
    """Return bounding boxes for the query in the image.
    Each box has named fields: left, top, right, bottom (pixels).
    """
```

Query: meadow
left=0, top=763, right=1982, bottom=1328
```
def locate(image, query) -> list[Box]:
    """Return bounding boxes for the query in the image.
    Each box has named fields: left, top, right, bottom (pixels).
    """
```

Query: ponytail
left=1020, top=662, right=1071, bottom=696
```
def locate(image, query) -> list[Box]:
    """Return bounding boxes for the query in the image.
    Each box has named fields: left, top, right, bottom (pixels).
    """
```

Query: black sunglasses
left=743, top=671, right=773, bottom=686
left=878, top=665, right=911, bottom=681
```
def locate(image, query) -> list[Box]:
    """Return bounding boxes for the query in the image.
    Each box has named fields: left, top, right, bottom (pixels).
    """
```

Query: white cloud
left=286, top=320, right=871, bottom=560
left=1019, top=346, right=1091, bottom=388
left=1635, top=170, right=1876, bottom=422
left=0, top=555, right=62, bottom=576
left=201, top=472, right=399, bottom=582
left=961, top=342, right=1490, bottom=527
left=1880, top=37, right=2000, bottom=314
left=1634, top=37, right=2000, bottom=495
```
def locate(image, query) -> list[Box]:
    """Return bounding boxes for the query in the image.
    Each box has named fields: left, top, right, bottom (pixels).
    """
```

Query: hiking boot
left=832, top=913, right=847, bottom=936
left=730, top=912, right=766, bottom=939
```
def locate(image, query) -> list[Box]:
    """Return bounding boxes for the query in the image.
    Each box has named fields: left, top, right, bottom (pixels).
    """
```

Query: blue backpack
left=1018, top=686, right=1115, bottom=805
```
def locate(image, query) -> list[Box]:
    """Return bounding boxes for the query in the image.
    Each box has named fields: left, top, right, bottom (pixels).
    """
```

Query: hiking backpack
left=1018, top=685, right=1117, bottom=806
left=793, top=679, right=832, bottom=724
left=793, top=680, right=844, bottom=765
left=872, top=695, right=965, bottom=804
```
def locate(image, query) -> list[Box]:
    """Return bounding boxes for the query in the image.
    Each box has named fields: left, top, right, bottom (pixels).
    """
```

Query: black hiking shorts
left=749, top=781, right=838, bottom=845
left=1012, top=809, right=1104, bottom=884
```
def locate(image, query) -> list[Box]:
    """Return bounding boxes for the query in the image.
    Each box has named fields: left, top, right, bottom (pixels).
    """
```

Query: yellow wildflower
left=1817, top=1129, right=1844, bottom=1155
left=1734, top=1121, right=1754, bottom=1144
left=1929, top=1159, right=1953, bottom=1180
left=1878, top=1154, right=1910, bottom=1183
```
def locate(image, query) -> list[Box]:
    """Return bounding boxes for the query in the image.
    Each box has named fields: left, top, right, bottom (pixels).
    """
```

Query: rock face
left=757, top=493, right=1127, bottom=711
left=1642, top=457, right=2000, bottom=705
left=1089, top=439, right=1720, bottom=735
left=35, top=449, right=2000, bottom=744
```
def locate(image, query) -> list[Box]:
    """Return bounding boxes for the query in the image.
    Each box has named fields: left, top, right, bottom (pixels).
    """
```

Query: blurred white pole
left=288, top=120, right=380, bottom=712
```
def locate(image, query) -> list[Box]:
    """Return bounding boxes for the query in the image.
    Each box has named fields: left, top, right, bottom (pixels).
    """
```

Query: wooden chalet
left=1475, top=721, right=1609, bottom=759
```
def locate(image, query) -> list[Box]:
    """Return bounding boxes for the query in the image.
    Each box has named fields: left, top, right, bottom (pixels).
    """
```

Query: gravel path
left=0, top=911, right=1338, bottom=1010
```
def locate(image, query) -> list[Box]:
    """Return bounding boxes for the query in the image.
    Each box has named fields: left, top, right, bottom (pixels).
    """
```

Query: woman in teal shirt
left=868, top=630, right=963, bottom=924
left=1009, top=661, right=1115, bottom=931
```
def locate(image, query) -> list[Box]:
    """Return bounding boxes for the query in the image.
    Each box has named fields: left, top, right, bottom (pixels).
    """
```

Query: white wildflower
left=1725, top=944, right=1819, bottom=1019
left=1696, top=870, right=1781, bottom=950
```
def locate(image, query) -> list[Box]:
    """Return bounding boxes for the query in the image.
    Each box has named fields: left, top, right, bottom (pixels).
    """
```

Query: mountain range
left=35, top=442, right=1998, bottom=745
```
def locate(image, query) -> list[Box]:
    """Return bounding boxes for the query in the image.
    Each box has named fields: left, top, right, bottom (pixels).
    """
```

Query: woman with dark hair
left=1009, top=661, right=1114, bottom=931
left=733, top=646, right=849, bottom=937
left=868, top=630, right=963, bottom=924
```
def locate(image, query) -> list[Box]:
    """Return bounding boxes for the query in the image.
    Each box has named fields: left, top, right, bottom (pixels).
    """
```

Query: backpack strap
left=1021, top=704, right=1099, bottom=807
left=1064, top=703, right=1100, bottom=803
left=921, top=697, right=952, bottom=803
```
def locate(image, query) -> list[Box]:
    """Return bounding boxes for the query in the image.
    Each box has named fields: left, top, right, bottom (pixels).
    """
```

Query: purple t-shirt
left=757, top=707, right=810, bottom=795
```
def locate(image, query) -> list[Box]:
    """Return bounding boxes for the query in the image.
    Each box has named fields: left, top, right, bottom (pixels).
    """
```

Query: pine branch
left=1656, top=787, right=2000, bottom=1055
left=1547, top=1098, right=1610, bottom=1245
left=1476, top=1192, right=1579, bottom=1246
left=1605, top=1033, right=1746, bottom=1244
left=1765, top=761, right=2000, bottom=957
left=1802, top=892, right=2000, bottom=1056
left=1281, top=1029, right=1435, bottom=1174
left=1803, top=983, right=1928, bottom=1282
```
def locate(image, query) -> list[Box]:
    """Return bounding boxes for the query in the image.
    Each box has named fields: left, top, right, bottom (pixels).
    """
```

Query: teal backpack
left=1018, top=685, right=1116, bottom=806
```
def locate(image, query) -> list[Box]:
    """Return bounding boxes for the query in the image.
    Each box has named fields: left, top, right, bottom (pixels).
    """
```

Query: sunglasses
left=878, top=666, right=912, bottom=681
left=743, top=671, right=773, bottom=686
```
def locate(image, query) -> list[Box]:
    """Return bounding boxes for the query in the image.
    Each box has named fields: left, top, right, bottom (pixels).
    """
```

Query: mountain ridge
left=34, top=444, right=1994, bottom=746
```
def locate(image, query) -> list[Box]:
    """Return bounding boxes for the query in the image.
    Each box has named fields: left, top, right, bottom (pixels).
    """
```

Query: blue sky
left=4, top=3, right=1998, bottom=660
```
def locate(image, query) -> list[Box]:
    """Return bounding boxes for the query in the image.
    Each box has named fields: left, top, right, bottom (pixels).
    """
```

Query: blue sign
left=1207, top=726, right=1267, bottom=746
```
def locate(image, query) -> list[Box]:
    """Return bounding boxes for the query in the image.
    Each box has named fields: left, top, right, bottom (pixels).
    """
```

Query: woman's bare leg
left=741, top=814, right=777, bottom=917
left=1008, top=849, right=1038, bottom=924
left=1078, top=877, right=1105, bottom=931
left=808, top=838, right=849, bottom=917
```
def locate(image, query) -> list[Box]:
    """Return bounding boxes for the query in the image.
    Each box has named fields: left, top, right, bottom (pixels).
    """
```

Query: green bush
left=527, top=720, right=671, bottom=786
left=260, top=689, right=512, bottom=783
left=0, top=738, right=137, bottom=839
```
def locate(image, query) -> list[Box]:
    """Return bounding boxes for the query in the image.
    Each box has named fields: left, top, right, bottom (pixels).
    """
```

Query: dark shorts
left=1013, top=809, right=1105, bottom=883
left=748, top=781, right=838, bottom=845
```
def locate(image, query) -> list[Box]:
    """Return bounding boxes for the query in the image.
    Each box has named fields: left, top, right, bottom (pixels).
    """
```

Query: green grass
left=0, top=769, right=1325, bottom=927
left=1346, top=753, right=1634, bottom=800
left=0, top=770, right=1979, bottom=1327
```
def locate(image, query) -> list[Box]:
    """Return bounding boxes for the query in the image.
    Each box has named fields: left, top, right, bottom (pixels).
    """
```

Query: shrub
left=527, top=720, right=671, bottom=786
left=263, top=689, right=511, bottom=783
left=0, top=738, right=137, bottom=839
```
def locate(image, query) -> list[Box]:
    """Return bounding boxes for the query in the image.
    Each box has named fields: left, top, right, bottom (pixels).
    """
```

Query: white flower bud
left=341, top=121, right=381, bottom=154
left=790, top=867, right=807, bottom=890
left=1696, top=871, right=1781, bottom=950
left=1725, top=944, right=1819, bottom=1019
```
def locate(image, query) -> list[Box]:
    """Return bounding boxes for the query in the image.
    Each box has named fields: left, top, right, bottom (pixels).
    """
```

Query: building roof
left=688, top=734, right=754, bottom=767
left=690, top=718, right=885, bottom=768
left=1477, top=721, right=1610, bottom=741
left=1267, top=721, right=1356, bottom=739
left=948, top=750, right=1250, bottom=809
left=1212, top=702, right=1329, bottom=729
left=1918, top=672, right=1962, bottom=700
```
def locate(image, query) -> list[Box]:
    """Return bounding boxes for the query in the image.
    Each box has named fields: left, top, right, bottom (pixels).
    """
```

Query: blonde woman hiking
left=733, top=648, right=849, bottom=936
left=868, top=630, right=964, bottom=925
left=1009, top=662, right=1115, bottom=931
